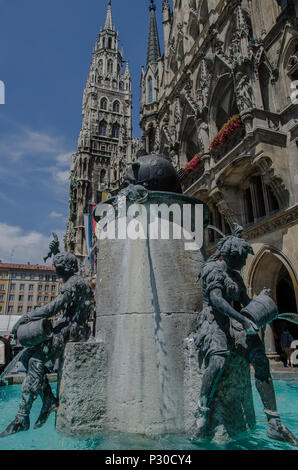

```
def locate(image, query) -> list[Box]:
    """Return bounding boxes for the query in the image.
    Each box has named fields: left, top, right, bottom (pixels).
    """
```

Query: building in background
left=65, top=0, right=141, bottom=262
left=0, top=261, right=60, bottom=316
left=0, top=266, right=9, bottom=316
left=140, top=0, right=298, bottom=360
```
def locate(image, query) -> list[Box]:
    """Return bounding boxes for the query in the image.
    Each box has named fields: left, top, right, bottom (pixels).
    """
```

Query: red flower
left=184, top=152, right=202, bottom=175
left=210, top=114, right=243, bottom=150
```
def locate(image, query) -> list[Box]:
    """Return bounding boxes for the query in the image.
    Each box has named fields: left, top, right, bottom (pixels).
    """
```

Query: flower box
left=184, top=152, right=202, bottom=176
left=210, top=115, right=243, bottom=151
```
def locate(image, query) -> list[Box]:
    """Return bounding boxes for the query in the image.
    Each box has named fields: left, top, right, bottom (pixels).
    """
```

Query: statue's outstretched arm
left=209, top=288, right=258, bottom=335
left=29, top=289, right=72, bottom=321
left=12, top=290, right=72, bottom=336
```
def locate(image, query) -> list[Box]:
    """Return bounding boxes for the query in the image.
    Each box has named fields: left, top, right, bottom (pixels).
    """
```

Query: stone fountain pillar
left=94, top=192, right=206, bottom=435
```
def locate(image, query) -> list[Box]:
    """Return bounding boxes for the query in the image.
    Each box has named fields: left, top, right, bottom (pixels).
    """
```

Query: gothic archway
left=248, top=246, right=298, bottom=358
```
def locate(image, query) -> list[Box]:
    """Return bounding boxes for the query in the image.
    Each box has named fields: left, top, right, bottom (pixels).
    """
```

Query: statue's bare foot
left=34, top=399, right=58, bottom=429
left=0, top=415, right=30, bottom=438
left=267, top=418, right=298, bottom=446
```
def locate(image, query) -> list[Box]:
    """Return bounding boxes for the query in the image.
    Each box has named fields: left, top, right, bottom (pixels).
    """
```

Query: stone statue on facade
left=192, top=224, right=298, bottom=446
left=0, top=244, right=93, bottom=437
left=235, top=72, right=255, bottom=111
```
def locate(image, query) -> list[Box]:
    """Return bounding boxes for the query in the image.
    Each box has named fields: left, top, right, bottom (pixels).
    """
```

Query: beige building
left=0, top=262, right=60, bottom=317
left=140, top=0, right=298, bottom=359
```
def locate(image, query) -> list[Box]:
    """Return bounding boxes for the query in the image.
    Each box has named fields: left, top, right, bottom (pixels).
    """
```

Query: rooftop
left=0, top=261, right=54, bottom=271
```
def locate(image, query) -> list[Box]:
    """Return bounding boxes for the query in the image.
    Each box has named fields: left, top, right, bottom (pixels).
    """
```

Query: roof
left=104, top=0, right=114, bottom=31
left=147, top=0, right=161, bottom=68
left=0, top=262, right=54, bottom=272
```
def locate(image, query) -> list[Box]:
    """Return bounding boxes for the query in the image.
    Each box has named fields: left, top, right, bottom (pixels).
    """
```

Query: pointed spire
left=104, top=0, right=114, bottom=31
left=124, top=61, right=131, bottom=77
left=147, top=0, right=161, bottom=68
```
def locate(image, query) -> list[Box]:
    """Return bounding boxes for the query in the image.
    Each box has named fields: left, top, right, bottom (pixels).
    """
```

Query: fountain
left=56, top=154, right=210, bottom=435
left=55, top=155, right=261, bottom=440
left=1, top=154, right=297, bottom=446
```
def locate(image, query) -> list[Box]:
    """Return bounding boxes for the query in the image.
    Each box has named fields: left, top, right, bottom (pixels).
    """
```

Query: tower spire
left=104, top=0, right=114, bottom=31
left=146, top=0, right=161, bottom=68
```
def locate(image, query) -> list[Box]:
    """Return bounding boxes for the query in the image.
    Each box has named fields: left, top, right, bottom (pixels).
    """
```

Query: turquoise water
left=0, top=381, right=297, bottom=450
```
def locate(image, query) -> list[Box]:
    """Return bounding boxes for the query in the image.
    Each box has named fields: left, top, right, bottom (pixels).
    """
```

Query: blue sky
left=0, top=0, right=165, bottom=264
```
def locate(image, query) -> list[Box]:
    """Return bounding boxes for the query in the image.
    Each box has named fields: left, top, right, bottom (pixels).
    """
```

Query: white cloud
left=0, top=126, right=73, bottom=196
left=0, top=223, right=66, bottom=265
left=56, top=152, right=73, bottom=166
left=0, top=128, right=63, bottom=161
left=50, top=211, right=63, bottom=218
left=54, top=169, right=70, bottom=185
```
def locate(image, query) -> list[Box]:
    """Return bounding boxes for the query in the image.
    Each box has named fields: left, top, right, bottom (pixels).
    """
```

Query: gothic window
left=100, top=97, right=108, bottom=110
left=119, top=81, right=124, bottom=89
left=99, top=120, right=107, bottom=136
left=148, top=127, right=155, bottom=153
left=259, top=63, right=271, bottom=111
left=102, top=37, right=105, bottom=48
left=189, top=18, right=200, bottom=40
left=113, top=101, right=120, bottom=113
left=244, top=187, right=254, bottom=225
left=108, top=37, right=113, bottom=49
left=112, top=123, right=120, bottom=138
left=100, top=169, right=106, bottom=184
left=208, top=209, right=231, bottom=243
left=266, top=185, right=280, bottom=213
left=107, top=60, right=114, bottom=75
left=199, top=0, right=208, bottom=27
left=98, top=60, right=103, bottom=74
left=242, top=175, right=280, bottom=226
left=177, top=40, right=184, bottom=63
left=148, top=76, right=153, bottom=103
left=215, top=82, right=239, bottom=131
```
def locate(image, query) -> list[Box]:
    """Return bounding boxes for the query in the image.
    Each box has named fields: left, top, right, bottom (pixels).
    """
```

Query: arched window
left=259, top=63, right=271, bottom=111
left=148, top=77, right=153, bottom=103
left=112, top=123, right=120, bottom=138
left=199, top=0, right=209, bottom=26
left=98, top=60, right=103, bottom=75
left=107, top=60, right=113, bottom=75
left=100, top=97, right=108, bottom=110
left=243, top=175, right=280, bottom=226
left=148, top=127, right=155, bottom=153
left=99, top=121, right=107, bottom=136
left=215, top=82, right=239, bottom=131
left=108, top=37, right=113, bottom=49
left=100, top=169, right=106, bottom=184
left=113, top=101, right=120, bottom=113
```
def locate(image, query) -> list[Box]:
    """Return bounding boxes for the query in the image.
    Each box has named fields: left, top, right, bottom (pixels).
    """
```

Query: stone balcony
left=183, top=108, right=288, bottom=199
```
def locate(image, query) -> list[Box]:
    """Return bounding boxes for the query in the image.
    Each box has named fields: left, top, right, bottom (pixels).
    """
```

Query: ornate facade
left=65, top=0, right=141, bottom=258
left=140, top=0, right=298, bottom=360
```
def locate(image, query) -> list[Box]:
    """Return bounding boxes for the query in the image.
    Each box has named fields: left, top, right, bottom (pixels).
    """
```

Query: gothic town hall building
left=66, top=0, right=298, bottom=359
